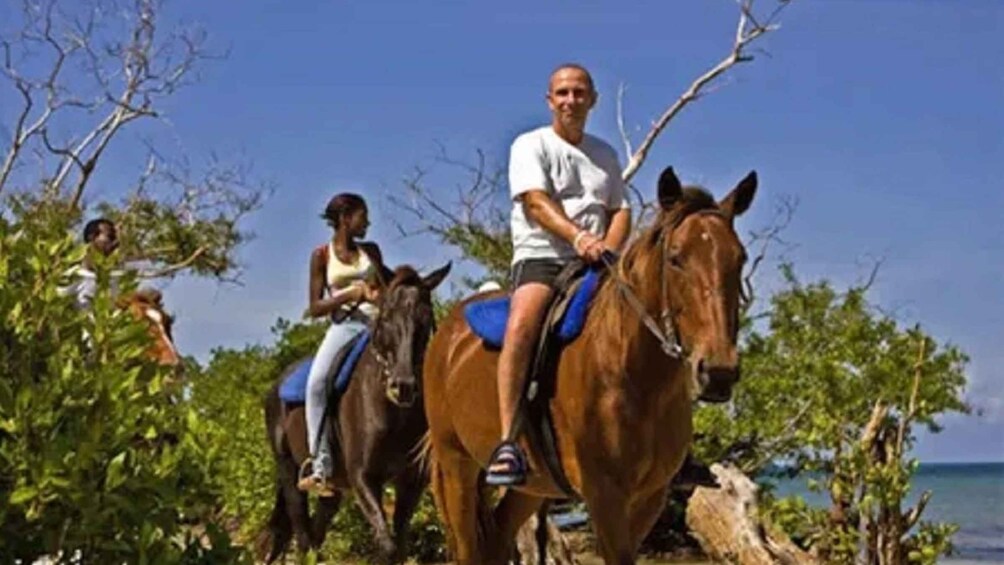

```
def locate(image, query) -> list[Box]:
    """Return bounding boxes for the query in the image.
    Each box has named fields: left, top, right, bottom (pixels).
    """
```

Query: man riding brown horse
left=421, top=63, right=758, bottom=565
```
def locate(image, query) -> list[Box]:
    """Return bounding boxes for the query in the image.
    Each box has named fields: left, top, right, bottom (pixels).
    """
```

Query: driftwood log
left=513, top=462, right=815, bottom=564
left=515, top=508, right=579, bottom=565
left=685, top=463, right=818, bottom=565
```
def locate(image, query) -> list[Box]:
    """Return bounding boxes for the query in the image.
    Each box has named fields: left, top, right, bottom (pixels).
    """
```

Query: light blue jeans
left=305, top=318, right=367, bottom=478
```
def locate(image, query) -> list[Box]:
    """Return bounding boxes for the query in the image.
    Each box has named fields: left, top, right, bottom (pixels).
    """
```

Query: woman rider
left=297, top=193, right=391, bottom=496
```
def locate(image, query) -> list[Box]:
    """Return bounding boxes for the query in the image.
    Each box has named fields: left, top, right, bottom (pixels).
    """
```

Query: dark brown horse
left=422, top=166, right=757, bottom=564
left=261, top=263, right=451, bottom=563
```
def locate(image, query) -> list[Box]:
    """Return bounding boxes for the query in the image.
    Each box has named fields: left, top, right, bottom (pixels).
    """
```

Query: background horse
left=261, top=263, right=450, bottom=563
left=422, top=166, right=757, bottom=564
left=123, top=288, right=181, bottom=368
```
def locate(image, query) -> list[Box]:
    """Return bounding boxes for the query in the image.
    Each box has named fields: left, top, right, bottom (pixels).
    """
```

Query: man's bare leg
left=487, top=281, right=553, bottom=485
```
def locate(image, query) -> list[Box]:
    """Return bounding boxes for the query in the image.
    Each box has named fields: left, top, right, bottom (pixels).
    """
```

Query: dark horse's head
left=634, top=166, right=757, bottom=403
left=369, top=262, right=451, bottom=407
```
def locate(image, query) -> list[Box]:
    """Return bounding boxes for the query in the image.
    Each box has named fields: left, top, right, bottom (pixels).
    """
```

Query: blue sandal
left=486, top=441, right=528, bottom=486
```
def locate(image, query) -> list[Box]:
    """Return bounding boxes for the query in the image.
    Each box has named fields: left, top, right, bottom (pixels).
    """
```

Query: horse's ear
left=658, top=166, right=683, bottom=210
left=422, top=262, right=452, bottom=291
left=719, top=170, right=757, bottom=220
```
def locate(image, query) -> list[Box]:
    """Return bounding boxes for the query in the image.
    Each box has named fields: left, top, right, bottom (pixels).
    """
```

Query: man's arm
left=521, top=190, right=605, bottom=261
left=604, top=207, right=632, bottom=252
left=520, top=190, right=581, bottom=244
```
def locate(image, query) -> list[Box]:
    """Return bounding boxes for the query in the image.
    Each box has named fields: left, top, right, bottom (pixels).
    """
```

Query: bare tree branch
left=616, top=82, right=633, bottom=159
left=0, top=0, right=93, bottom=192
left=0, top=0, right=214, bottom=207
left=621, top=0, right=792, bottom=182
left=902, top=490, right=931, bottom=531
left=741, top=400, right=812, bottom=474
left=742, top=194, right=797, bottom=313
left=139, top=245, right=207, bottom=278
left=895, top=335, right=925, bottom=458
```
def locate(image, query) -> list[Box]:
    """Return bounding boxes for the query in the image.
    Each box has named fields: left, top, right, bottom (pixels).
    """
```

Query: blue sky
left=4, top=0, right=1001, bottom=461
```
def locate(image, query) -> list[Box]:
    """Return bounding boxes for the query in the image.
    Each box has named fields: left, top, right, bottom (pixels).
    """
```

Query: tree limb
left=741, top=400, right=812, bottom=474
left=742, top=194, right=797, bottom=313
left=621, top=0, right=791, bottom=182
left=901, top=490, right=931, bottom=531
left=139, top=245, right=208, bottom=278
left=895, top=335, right=925, bottom=458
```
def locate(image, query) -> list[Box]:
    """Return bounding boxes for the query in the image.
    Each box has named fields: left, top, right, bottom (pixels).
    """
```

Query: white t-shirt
left=508, top=126, right=628, bottom=264
left=58, top=266, right=119, bottom=310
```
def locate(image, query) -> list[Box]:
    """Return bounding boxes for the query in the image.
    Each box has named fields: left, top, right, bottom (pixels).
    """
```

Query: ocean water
left=771, top=462, right=1004, bottom=563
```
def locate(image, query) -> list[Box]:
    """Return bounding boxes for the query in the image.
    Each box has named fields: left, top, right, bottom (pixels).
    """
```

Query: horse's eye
left=668, top=254, right=684, bottom=269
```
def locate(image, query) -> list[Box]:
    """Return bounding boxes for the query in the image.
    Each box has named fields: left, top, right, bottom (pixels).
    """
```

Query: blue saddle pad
left=278, top=330, right=371, bottom=403
left=464, top=268, right=601, bottom=349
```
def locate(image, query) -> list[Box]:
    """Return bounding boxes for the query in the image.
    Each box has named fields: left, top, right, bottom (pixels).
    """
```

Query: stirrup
left=296, top=458, right=336, bottom=497
left=297, top=457, right=314, bottom=483
left=485, top=441, right=528, bottom=487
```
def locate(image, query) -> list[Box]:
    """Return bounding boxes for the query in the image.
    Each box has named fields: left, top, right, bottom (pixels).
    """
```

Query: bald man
left=488, top=64, right=632, bottom=486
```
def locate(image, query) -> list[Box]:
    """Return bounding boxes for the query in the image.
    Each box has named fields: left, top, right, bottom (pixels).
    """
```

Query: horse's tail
left=422, top=430, right=495, bottom=560
left=411, top=430, right=434, bottom=478
left=257, top=383, right=293, bottom=563
left=423, top=433, right=457, bottom=559
left=255, top=476, right=292, bottom=563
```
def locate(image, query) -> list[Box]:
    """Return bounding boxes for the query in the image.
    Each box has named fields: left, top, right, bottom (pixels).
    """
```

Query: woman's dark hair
left=322, top=193, right=366, bottom=229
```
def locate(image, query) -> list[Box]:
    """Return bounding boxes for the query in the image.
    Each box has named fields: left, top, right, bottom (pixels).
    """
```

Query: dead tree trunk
left=686, top=463, right=818, bottom=565
left=514, top=505, right=579, bottom=565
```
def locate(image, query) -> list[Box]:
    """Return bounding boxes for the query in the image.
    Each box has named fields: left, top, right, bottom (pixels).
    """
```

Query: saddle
left=278, top=330, right=371, bottom=405
left=465, top=259, right=602, bottom=497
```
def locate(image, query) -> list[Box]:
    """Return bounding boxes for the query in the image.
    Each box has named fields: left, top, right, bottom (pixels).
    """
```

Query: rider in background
left=486, top=64, right=632, bottom=486
left=59, top=218, right=120, bottom=310
left=298, top=192, right=390, bottom=496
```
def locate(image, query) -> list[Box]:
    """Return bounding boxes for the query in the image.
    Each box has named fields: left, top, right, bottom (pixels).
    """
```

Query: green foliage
left=0, top=196, right=244, bottom=562
left=439, top=222, right=512, bottom=289
left=94, top=158, right=267, bottom=282
left=408, top=492, right=448, bottom=563
left=187, top=317, right=325, bottom=545
left=695, top=264, right=969, bottom=563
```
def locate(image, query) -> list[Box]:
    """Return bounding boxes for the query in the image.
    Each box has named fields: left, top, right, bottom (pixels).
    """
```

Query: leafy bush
left=0, top=196, right=243, bottom=562
left=695, top=264, right=969, bottom=563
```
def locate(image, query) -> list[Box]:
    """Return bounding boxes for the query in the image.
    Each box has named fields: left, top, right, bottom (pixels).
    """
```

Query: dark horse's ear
left=658, top=166, right=683, bottom=211
left=422, top=262, right=452, bottom=291
left=719, top=170, right=757, bottom=220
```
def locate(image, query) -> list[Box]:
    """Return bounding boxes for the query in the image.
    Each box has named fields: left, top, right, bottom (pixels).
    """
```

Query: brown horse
left=261, top=263, right=451, bottom=564
left=422, top=166, right=757, bottom=564
left=123, top=288, right=181, bottom=367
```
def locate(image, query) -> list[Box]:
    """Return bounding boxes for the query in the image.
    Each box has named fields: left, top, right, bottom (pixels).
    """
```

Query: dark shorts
left=511, top=258, right=569, bottom=289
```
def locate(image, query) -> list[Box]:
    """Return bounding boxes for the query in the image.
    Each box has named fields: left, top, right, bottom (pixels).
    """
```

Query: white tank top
left=326, top=242, right=378, bottom=320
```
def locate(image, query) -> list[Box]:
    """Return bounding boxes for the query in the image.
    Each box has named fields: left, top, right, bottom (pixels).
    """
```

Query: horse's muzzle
left=386, top=380, right=418, bottom=407
left=695, top=360, right=739, bottom=403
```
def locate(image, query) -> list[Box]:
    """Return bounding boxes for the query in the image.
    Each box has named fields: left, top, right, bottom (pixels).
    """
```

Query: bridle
left=599, top=209, right=739, bottom=360
left=367, top=289, right=437, bottom=405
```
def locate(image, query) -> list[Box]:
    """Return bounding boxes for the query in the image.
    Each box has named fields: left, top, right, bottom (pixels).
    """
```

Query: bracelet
left=572, top=230, right=588, bottom=249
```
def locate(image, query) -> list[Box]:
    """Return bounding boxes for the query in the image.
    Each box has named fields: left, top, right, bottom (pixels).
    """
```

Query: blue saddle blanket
left=278, top=330, right=371, bottom=404
left=464, top=268, right=601, bottom=348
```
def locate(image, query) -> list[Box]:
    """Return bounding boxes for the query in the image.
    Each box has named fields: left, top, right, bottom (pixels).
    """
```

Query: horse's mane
left=588, top=187, right=719, bottom=365
left=618, top=187, right=717, bottom=281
